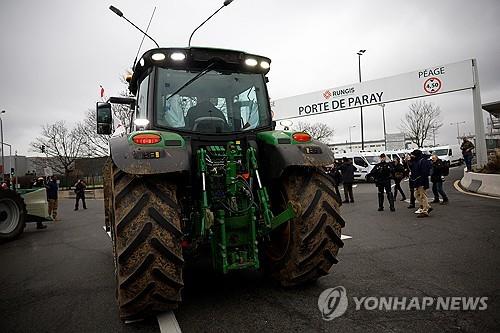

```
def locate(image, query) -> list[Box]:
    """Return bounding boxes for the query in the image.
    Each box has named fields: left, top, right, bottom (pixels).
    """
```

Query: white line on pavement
left=158, top=311, right=182, bottom=333
left=102, top=225, right=111, bottom=238
left=341, top=235, right=352, bottom=240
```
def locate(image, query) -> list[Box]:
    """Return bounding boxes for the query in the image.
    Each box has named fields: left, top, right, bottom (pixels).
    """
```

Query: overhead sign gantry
left=272, top=59, right=487, bottom=167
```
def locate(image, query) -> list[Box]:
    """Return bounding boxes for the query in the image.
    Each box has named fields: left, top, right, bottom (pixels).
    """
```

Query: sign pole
left=471, top=59, right=487, bottom=168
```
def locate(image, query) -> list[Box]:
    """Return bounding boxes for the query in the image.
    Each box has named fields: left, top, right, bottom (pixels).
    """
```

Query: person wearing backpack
left=431, top=154, right=449, bottom=205
left=410, top=150, right=433, bottom=218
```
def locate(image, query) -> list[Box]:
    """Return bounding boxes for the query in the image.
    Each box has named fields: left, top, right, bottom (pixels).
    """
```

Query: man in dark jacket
left=460, top=137, right=474, bottom=172
left=410, top=150, right=432, bottom=217
left=405, top=154, right=417, bottom=208
left=74, top=179, right=87, bottom=211
left=431, top=154, right=449, bottom=204
left=367, top=153, right=395, bottom=211
left=45, top=176, right=58, bottom=224
left=392, top=157, right=407, bottom=201
left=327, top=162, right=343, bottom=204
left=339, top=157, right=356, bottom=203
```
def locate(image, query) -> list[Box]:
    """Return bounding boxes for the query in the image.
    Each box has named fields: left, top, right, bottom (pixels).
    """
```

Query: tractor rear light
left=132, top=133, right=161, bottom=145
left=292, top=132, right=312, bottom=142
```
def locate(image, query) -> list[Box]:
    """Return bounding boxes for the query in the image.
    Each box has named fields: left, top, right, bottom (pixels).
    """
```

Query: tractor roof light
left=260, top=60, right=270, bottom=69
left=292, top=132, right=312, bottom=142
left=245, top=58, right=258, bottom=67
left=170, top=52, right=186, bottom=61
left=132, top=133, right=161, bottom=145
left=151, top=52, right=166, bottom=61
left=139, top=58, right=145, bottom=66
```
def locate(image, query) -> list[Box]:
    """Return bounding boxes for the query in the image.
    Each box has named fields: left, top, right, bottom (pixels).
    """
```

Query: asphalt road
left=1, top=167, right=499, bottom=332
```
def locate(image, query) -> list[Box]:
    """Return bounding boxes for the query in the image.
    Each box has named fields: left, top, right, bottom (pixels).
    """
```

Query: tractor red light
left=292, top=132, right=312, bottom=142
left=132, top=133, right=161, bottom=145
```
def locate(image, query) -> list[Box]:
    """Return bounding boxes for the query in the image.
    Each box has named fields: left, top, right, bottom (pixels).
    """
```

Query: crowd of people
left=327, top=149, right=452, bottom=218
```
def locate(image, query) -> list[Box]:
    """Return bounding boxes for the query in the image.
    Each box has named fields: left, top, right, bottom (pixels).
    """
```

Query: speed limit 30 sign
left=424, top=77, right=442, bottom=94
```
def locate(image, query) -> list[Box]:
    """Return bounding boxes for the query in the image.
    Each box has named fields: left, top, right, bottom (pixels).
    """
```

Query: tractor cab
left=97, top=47, right=274, bottom=136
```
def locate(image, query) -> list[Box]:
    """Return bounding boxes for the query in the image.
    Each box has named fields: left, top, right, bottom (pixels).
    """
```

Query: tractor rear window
left=155, top=68, right=271, bottom=133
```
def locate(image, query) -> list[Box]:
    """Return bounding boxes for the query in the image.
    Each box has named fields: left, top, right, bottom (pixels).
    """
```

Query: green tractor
left=0, top=186, right=52, bottom=242
left=98, top=47, right=345, bottom=320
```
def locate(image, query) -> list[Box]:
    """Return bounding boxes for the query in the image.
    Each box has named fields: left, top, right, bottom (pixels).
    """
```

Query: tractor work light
left=292, top=132, right=312, bottom=142
left=151, top=53, right=166, bottom=61
left=244, top=58, right=258, bottom=67
left=132, top=133, right=161, bottom=145
left=170, top=52, right=186, bottom=61
left=139, top=58, right=145, bottom=66
left=134, top=118, right=150, bottom=127
left=260, top=61, right=270, bottom=69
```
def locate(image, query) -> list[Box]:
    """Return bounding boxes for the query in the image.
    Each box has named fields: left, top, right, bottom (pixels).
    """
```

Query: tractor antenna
left=188, top=0, right=234, bottom=47
left=132, top=6, right=157, bottom=69
left=109, top=5, right=160, bottom=48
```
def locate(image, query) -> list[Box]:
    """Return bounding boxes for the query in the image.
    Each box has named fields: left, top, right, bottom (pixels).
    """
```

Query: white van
left=335, top=152, right=376, bottom=182
left=429, top=145, right=462, bottom=166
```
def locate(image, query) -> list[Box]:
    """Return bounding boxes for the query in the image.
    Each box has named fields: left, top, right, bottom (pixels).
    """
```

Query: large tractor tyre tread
left=266, top=169, right=345, bottom=287
left=103, top=158, right=113, bottom=231
left=111, top=168, right=184, bottom=320
left=0, top=189, right=27, bottom=242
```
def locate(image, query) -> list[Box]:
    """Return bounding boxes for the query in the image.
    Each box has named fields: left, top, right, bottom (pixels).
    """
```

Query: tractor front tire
left=0, top=189, right=26, bottom=242
left=265, top=169, right=345, bottom=286
left=111, top=168, right=184, bottom=320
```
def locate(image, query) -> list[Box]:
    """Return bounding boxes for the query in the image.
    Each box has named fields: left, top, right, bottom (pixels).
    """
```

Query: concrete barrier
left=460, top=168, right=500, bottom=197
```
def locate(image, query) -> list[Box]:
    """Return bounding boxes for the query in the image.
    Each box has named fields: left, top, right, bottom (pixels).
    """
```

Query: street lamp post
left=357, top=50, right=366, bottom=150
left=450, top=121, right=466, bottom=144
left=0, top=110, right=5, bottom=182
left=379, top=103, right=387, bottom=149
left=348, top=125, right=356, bottom=152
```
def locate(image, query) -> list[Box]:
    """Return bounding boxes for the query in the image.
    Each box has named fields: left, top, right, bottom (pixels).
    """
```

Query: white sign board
left=272, top=60, right=475, bottom=120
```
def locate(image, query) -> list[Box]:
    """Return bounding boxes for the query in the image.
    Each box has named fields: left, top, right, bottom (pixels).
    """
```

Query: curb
left=459, top=168, right=500, bottom=198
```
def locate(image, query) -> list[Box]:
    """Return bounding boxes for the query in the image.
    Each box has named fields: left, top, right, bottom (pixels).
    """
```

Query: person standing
left=368, top=153, right=395, bottom=212
left=327, top=162, right=343, bottom=204
left=392, top=157, right=407, bottom=201
left=45, top=176, right=58, bottom=223
left=460, top=137, right=475, bottom=172
left=410, top=150, right=432, bottom=218
left=405, top=154, right=417, bottom=209
left=339, top=157, right=356, bottom=203
left=431, top=154, right=449, bottom=204
left=74, top=179, right=87, bottom=211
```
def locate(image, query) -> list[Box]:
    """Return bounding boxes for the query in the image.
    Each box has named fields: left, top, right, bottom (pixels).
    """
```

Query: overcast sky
left=1, top=0, right=499, bottom=156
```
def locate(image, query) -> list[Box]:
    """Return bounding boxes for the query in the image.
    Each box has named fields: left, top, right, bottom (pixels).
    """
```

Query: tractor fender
left=110, top=135, right=191, bottom=175
left=258, top=140, right=334, bottom=179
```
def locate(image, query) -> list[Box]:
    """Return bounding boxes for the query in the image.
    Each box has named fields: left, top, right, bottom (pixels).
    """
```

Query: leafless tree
left=400, top=101, right=443, bottom=148
left=30, top=121, right=86, bottom=175
left=294, top=121, right=335, bottom=143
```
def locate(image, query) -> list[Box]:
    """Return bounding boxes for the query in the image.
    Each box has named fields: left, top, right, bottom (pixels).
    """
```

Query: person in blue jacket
left=410, top=150, right=433, bottom=218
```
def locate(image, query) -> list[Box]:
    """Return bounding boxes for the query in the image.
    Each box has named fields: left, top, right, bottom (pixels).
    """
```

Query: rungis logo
left=317, top=286, right=348, bottom=320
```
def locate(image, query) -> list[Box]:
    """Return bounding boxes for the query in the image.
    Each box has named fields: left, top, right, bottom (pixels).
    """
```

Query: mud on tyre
left=265, top=169, right=345, bottom=286
left=111, top=166, right=184, bottom=320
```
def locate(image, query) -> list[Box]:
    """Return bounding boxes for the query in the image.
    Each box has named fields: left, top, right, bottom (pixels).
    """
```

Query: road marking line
left=453, top=180, right=500, bottom=200
left=102, top=225, right=111, bottom=238
left=352, top=184, right=358, bottom=188
left=341, top=235, right=352, bottom=240
left=158, top=311, right=182, bottom=333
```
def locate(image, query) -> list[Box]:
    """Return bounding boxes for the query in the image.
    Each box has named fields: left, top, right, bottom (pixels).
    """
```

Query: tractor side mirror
left=97, top=102, right=112, bottom=135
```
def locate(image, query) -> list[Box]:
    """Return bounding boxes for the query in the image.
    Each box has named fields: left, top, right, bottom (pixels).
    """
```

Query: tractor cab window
left=136, top=75, right=149, bottom=126
left=155, top=68, right=271, bottom=133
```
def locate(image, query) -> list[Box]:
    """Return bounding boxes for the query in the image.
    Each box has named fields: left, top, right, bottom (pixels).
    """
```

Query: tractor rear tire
left=111, top=167, right=184, bottom=320
left=0, top=189, right=26, bottom=242
left=265, top=169, right=345, bottom=286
